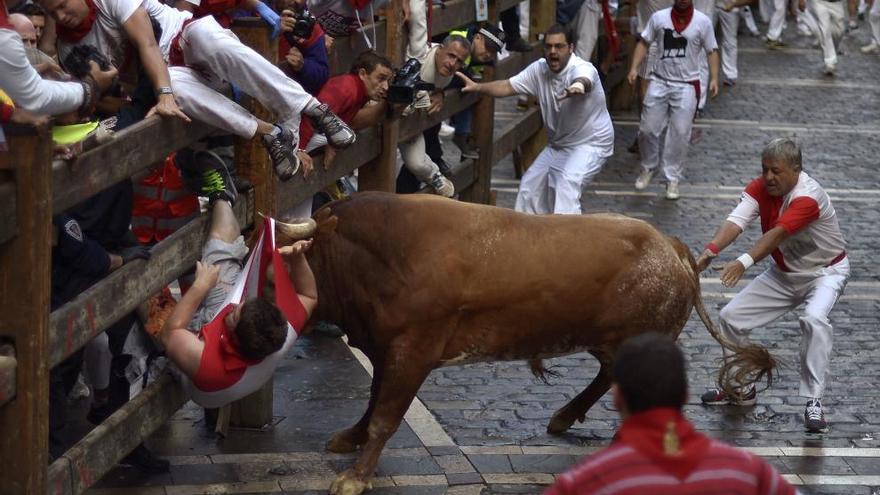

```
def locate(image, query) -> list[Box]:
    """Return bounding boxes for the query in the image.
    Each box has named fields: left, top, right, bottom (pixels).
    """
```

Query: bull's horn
left=277, top=217, right=317, bottom=239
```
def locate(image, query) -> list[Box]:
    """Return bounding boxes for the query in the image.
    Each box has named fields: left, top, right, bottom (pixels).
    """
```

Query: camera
left=387, top=58, right=435, bottom=104
left=284, top=7, right=317, bottom=44
left=62, top=45, right=122, bottom=97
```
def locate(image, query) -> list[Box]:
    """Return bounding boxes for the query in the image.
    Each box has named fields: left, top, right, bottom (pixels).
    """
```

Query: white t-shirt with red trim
left=57, top=0, right=191, bottom=67
left=640, top=8, right=717, bottom=83
left=726, top=171, right=847, bottom=273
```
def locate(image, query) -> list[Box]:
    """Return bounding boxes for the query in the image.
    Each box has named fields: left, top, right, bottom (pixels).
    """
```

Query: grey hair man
left=695, top=138, right=848, bottom=434
left=398, top=24, right=471, bottom=197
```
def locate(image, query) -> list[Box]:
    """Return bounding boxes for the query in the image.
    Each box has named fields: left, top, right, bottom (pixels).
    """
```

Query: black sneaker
left=195, top=150, right=237, bottom=205
left=805, top=399, right=828, bottom=433
left=700, top=387, right=757, bottom=406
left=262, top=126, right=300, bottom=181
left=305, top=103, right=356, bottom=148
left=505, top=37, right=532, bottom=52
left=120, top=444, right=170, bottom=474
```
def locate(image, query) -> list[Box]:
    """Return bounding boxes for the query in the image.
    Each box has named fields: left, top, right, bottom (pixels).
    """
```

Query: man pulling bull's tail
left=696, top=137, right=849, bottom=433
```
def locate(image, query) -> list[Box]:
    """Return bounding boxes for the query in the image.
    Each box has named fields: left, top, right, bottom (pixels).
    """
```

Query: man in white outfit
left=569, top=0, right=603, bottom=61
left=457, top=24, right=614, bottom=215
left=627, top=0, right=718, bottom=200
left=39, top=0, right=355, bottom=180
left=696, top=138, right=849, bottom=434
left=799, top=0, right=847, bottom=73
left=862, top=0, right=880, bottom=53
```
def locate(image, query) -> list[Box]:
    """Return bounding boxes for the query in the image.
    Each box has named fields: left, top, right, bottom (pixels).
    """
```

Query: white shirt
left=509, top=54, right=614, bottom=154
left=0, top=29, right=84, bottom=115
left=57, top=0, right=191, bottom=67
left=727, top=172, right=847, bottom=273
left=640, top=7, right=717, bottom=83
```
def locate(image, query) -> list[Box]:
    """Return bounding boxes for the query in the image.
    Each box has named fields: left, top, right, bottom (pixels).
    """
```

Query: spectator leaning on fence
left=38, top=0, right=355, bottom=181
left=456, top=24, right=614, bottom=215
left=544, top=333, right=798, bottom=495
left=397, top=31, right=470, bottom=197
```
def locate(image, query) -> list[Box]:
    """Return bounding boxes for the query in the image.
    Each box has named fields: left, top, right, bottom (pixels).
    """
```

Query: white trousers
left=514, top=144, right=608, bottom=215
left=398, top=134, right=442, bottom=184
left=759, top=0, right=773, bottom=22
left=719, top=259, right=850, bottom=399
left=809, top=0, right=846, bottom=65
left=170, top=16, right=312, bottom=139
left=870, top=0, right=880, bottom=45
left=698, top=8, right=739, bottom=108
left=638, top=79, right=696, bottom=183
left=766, top=0, right=788, bottom=40
left=572, top=0, right=602, bottom=61
left=797, top=8, right=821, bottom=36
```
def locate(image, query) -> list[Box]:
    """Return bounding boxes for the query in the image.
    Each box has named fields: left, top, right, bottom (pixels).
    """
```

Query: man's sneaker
left=861, top=42, right=879, bottom=53
left=305, top=102, right=356, bottom=148
left=194, top=150, right=237, bottom=205
left=804, top=399, right=828, bottom=432
left=823, top=63, right=836, bottom=76
left=429, top=172, right=455, bottom=197
left=690, top=127, right=704, bottom=145
left=700, top=387, right=757, bottom=406
left=723, top=78, right=737, bottom=87
left=765, top=38, right=786, bottom=50
left=634, top=169, right=654, bottom=190
left=262, top=126, right=300, bottom=181
left=439, top=122, right=455, bottom=138
left=453, top=133, right=479, bottom=159
left=505, top=37, right=532, bottom=52
left=665, top=181, right=680, bottom=200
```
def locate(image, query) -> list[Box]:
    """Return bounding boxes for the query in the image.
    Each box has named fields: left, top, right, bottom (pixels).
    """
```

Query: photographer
left=395, top=33, right=470, bottom=197
left=277, top=1, right=329, bottom=96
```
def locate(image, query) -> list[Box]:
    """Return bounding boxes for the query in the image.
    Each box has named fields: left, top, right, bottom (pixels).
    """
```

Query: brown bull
left=297, top=192, right=773, bottom=495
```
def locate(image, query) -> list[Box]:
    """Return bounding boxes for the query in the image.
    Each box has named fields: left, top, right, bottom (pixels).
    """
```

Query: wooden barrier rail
left=0, top=0, right=566, bottom=491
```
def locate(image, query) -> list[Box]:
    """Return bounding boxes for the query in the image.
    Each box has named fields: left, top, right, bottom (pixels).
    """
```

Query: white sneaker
left=439, top=122, right=455, bottom=139
left=823, top=63, right=836, bottom=76
left=665, top=181, right=680, bottom=200
left=634, top=169, right=655, bottom=190
left=861, top=42, right=879, bottom=53
left=430, top=172, right=455, bottom=197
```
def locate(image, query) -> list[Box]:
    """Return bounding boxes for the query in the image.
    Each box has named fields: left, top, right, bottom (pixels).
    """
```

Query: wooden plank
left=528, top=0, right=555, bottom=42
left=229, top=19, right=279, bottom=429
left=0, top=350, right=15, bottom=409
left=396, top=91, right=480, bottom=142
left=276, top=128, right=382, bottom=213
left=47, top=197, right=253, bottom=369
left=48, top=374, right=187, bottom=495
left=0, top=126, right=53, bottom=494
left=490, top=106, right=542, bottom=164
left=0, top=181, right=16, bottom=245
left=51, top=116, right=215, bottom=214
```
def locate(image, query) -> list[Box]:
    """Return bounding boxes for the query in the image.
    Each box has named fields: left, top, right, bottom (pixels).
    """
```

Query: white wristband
left=569, top=81, right=585, bottom=92
left=737, top=253, right=754, bottom=270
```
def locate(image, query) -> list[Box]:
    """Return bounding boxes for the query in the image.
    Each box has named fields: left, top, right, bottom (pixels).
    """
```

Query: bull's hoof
left=547, top=412, right=575, bottom=435
left=326, top=428, right=366, bottom=453
left=329, top=470, right=371, bottom=495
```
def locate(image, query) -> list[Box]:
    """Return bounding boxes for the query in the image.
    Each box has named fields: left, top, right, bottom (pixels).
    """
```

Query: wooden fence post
left=229, top=19, right=278, bottom=429
left=459, top=1, right=498, bottom=204
left=0, top=126, right=53, bottom=493
left=357, top=0, right=403, bottom=192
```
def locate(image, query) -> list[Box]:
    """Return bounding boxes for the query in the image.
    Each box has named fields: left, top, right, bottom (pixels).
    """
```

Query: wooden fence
left=0, top=0, right=634, bottom=491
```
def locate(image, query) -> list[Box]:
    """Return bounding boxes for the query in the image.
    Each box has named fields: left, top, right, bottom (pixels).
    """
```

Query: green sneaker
left=196, top=150, right=237, bottom=206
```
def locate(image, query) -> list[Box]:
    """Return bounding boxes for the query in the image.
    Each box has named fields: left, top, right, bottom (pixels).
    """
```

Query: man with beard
left=456, top=24, right=613, bottom=215
left=627, top=0, right=719, bottom=200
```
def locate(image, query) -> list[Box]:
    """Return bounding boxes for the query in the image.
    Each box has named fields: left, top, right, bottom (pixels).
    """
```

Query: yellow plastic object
left=52, top=121, right=100, bottom=145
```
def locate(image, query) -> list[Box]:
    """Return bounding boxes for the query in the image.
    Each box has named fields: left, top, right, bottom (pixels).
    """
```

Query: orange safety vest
left=132, top=154, right=199, bottom=244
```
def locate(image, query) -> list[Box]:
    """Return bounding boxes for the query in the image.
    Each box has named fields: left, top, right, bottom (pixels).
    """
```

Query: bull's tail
left=671, top=237, right=777, bottom=400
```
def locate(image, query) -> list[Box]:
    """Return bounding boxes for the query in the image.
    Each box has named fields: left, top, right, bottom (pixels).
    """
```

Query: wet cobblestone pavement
left=90, top=17, right=880, bottom=495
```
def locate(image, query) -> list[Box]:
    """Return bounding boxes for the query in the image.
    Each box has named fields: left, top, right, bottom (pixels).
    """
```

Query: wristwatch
left=156, top=86, right=174, bottom=96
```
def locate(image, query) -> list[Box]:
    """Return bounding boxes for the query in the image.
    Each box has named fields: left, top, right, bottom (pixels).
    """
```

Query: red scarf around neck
left=615, top=408, right=711, bottom=480
left=0, top=0, right=13, bottom=29
left=670, top=4, right=694, bottom=33
left=56, top=0, right=98, bottom=43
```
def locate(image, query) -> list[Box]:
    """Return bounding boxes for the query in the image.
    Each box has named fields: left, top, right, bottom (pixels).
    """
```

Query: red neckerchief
left=614, top=408, right=711, bottom=480
left=671, top=4, right=694, bottom=33
left=600, top=0, right=620, bottom=58
left=0, top=1, right=13, bottom=29
left=56, top=0, right=98, bottom=43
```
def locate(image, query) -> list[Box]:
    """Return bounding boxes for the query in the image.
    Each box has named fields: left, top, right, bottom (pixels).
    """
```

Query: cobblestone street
left=90, top=18, right=880, bottom=495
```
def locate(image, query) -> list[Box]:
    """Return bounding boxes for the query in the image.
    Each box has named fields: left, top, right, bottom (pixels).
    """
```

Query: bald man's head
left=9, top=13, right=37, bottom=45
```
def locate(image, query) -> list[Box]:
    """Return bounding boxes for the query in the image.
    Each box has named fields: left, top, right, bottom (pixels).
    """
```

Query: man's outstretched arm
left=455, top=72, right=517, bottom=98
left=159, top=261, right=218, bottom=377
left=278, top=240, right=318, bottom=318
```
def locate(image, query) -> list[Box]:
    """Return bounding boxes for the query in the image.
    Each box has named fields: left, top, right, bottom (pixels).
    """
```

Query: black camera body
left=387, top=58, right=435, bottom=104
left=62, top=45, right=123, bottom=97
left=284, top=7, right=318, bottom=45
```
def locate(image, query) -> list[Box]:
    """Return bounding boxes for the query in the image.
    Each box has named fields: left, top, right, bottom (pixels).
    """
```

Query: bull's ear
left=312, top=207, right=338, bottom=238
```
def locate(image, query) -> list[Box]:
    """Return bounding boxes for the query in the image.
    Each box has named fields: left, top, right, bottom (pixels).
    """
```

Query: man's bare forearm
left=159, top=283, right=210, bottom=346
left=471, top=79, right=517, bottom=98
left=288, top=254, right=317, bottom=304
left=707, top=221, right=743, bottom=253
